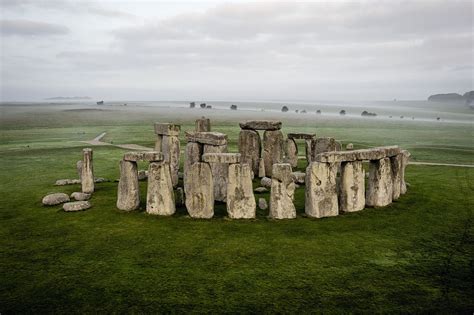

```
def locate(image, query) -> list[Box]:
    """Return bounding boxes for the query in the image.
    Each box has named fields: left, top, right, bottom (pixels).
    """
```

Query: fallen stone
left=63, top=201, right=91, bottom=212
left=366, top=158, right=393, bottom=207
left=239, top=120, right=282, bottom=130
left=185, top=131, right=227, bottom=145
left=55, top=179, right=81, bottom=186
left=81, top=148, right=94, bottom=194
left=154, top=123, right=181, bottom=136
left=184, top=162, right=214, bottom=218
left=260, top=177, right=272, bottom=188
left=305, top=162, right=339, bottom=218
left=314, top=146, right=401, bottom=163
left=195, top=117, right=211, bottom=132
left=116, top=160, right=140, bottom=211
left=123, top=151, right=163, bottom=162
left=42, top=193, right=70, bottom=206
left=339, top=161, right=365, bottom=212
left=263, top=130, right=284, bottom=176
left=258, top=198, right=268, bottom=210
left=285, top=138, right=298, bottom=167
left=291, top=171, right=306, bottom=184
left=203, top=143, right=228, bottom=202
left=162, top=135, right=180, bottom=187
left=254, top=187, right=268, bottom=193
left=287, top=133, right=316, bottom=140
left=70, top=192, right=91, bottom=201
left=269, top=163, right=296, bottom=219
left=239, top=129, right=261, bottom=176
left=202, top=153, right=241, bottom=164
left=146, top=162, right=175, bottom=216
left=226, top=163, right=256, bottom=219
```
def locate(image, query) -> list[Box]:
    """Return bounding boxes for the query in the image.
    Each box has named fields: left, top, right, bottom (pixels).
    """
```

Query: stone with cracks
left=400, top=150, right=411, bottom=194
left=116, top=160, right=140, bottom=211
left=184, top=162, right=214, bottom=219
left=203, top=143, right=228, bottom=202
left=285, top=138, right=298, bottom=167
left=226, top=163, right=256, bottom=219
left=123, top=151, right=163, bottom=162
left=287, top=133, right=316, bottom=140
left=154, top=123, right=181, bottom=136
left=305, top=162, right=339, bottom=218
left=305, top=140, right=312, bottom=162
left=146, top=162, right=175, bottom=216
left=390, top=154, right=403, bottom=200
left=258, top=158, right=266, bottom=177
left=263, top=130, right=284, bottom=176
left=76, top=160, right=83, bottom=179
left=310, top=137, right=339, bottom=161
left=81, top=148, right=94, bottom=194
left=162, top=135, right=180, bottom=187
left=184, top=142, right=202, bottom=181
left=42, top=193, right=70, bottom=206
left=154, top=135, right=162, bottom=152
left=238, top=129, right=261, bottom=176
left=258, top=198, right=268, bottom=210
left=269, top=164, right=296, bottom=219
left=260, top=177, right=272, bottom=188
left=339, top=161, right=365, bottom=212
left=202, top=153, right=241, bottom=164
left=366, top=158, right=393, bottom=207
left=195, top=117, right=211, bottom=132
left=70, top=192, right=91, bottom=201
left=239, top=120, right=282, bottom=130
left=63, top=201, right=91, bottom=212
left=314, top=146, right=401, bottom=163
left=185, top=131, right=227, bottom=146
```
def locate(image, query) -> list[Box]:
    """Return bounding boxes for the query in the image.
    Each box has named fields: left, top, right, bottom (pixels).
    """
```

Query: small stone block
left=154, top=123, right=181, bottom=136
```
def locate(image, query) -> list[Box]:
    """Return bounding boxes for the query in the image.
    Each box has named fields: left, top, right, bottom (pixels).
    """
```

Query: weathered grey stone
left=94, top=177, right=108, bottom=183
left=263, top=130, right=284, bottom=176
left=154, top=135, right=162, bottom=152
left=195, top=117, right=211, bottom=132
left=258, top=198, right=268, bottom=210
left=239, top=129, right=261, bottom=176
left=55, top=179, right=81, bottom=186
left=184, top=162, right=214, bottom=219
left=42, top=193, right=70, bottom=206
left=203, top=143, right=228, bottom=202
left=185, top=131, right=227, bottom=145
left=116, top=160, right=140, bottom=211
left=285, top=138, right=298, bottom=167
left=260, top=176, right=272, bottom=188
left=314, top=146, right=401, bottom=163
left=400, top=150, right=411, bottom=194
left=123, top=151, right=163, bottom=162
left=70, top=192, right=91, bottom=201
left=76, top=160, right=83, bottom=179
left=162, top=135, right=180, bottom=187
left=184, top=142, right=202, bottom=181
left=305, top=139, right=312, bottom=162
left=291, top=171, right=306, bottom=184
left=339, top=161, right=365, bottom=212
left=310, top=137, right=339, bottom=161
left=202, top=153, right=241, bottom=164
left=63, top=201, right=91, bottom=212
left=239, top=120, right=282, bottom=130
left=175, top=187, right=185, bottom=206
left=390, top=154, right=403, bottom=200
left=305, top=162, right=339, bottom=218
left=146, top=162, right=175, bottom=216
left=154, top=123, right=181, bottom=136
left=287, top=133, right=315, bottom=140
left=226, top=163, right=256, bottom=219
left=81, top=148, right=94, bottom=194
left=366, top=158, right=393, bottom=207
left=258, top=158, right=266, bottom=177
left=346, top=143, right=354, bottom=150
left=335, top=141, right=342, bottom=151
left=269, top=164, right=296, bottom=219
left=254, top=187, right=268, bottom=193
left=138, top=170, right=148, bottom=181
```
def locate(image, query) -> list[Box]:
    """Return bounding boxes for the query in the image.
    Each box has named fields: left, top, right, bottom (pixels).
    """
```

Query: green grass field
left=1, top=104, right=473, bottom=313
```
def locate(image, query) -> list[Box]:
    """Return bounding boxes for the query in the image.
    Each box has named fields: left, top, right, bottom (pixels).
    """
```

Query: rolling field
left=1, top=102, right=473, bottom=313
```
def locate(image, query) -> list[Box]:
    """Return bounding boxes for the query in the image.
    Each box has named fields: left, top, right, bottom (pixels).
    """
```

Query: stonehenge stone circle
left=339, top=161, right=365, bottom=212
left=184, top=162, right=214, bottom=219
left=195, top=117, right=211, bottom=132
left=81, top=148, right=94, bottom=194
left=305, top=162, right=339, bottom=218
left=269, top=163, right=296, bottom=219
left=263, top=130, right=284, bottom=176
left=366, top=157, right=393, bottom=207
left=146, top=162, right=175, bottom=216
left=117, top=160, right=140, bottom=211
left=226, top=163, right=256, bottom=219
left=239, top=129, right=261, bottom=176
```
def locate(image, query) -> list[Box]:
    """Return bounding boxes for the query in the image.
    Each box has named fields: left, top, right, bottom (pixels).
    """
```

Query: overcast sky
left=0, top=0, right=472, bottom=101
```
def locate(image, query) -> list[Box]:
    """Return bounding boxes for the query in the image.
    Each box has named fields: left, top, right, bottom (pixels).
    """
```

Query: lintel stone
left=123, top=151, right=163, bottom=162
left=287, top=133, right=316, bottom=140
left=154, top=123, right=181, bottom=136
left=202, top=153, right=241, bottom=164
left=185, top=131, right=227, bottom=145
left=239, top=120, right=282, bottom=130
left=314, top=146, right=401, bottom=163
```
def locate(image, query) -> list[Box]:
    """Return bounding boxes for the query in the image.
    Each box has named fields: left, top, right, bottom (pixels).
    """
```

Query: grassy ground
left=1, top=104, right=473, bottom=313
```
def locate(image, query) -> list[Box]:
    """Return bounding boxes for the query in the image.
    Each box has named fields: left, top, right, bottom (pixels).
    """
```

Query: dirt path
left=82, top=132, right=153, bottom=151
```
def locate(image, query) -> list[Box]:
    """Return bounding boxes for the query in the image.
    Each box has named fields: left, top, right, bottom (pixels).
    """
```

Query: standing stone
left=203, top=143, right=228, bottom=202
left=184, top=142, right=202, bottom=181
left=305, top=140, right=312, bottom=163
left=390, top=154, right=403, bottom=200
left=285, top=138, right=298, bottom=168
left=239, top=129, right=261, bottom=176
left=305, top=162, right=339, bottom=218
left=258, top=158, right=265, bottom=178
left=154, top=135, right=163, bottom=151
left=263, top=130, right=284, bottom=177
left=146, top=162, right=175, bottom=216
left=310, top=137, right=339, bottom=160
left=76, top=160, right=83, bottom=179
left=162, top=135, right=180, bottom=187
left=195, top=117, right=211, bottom=132
left=175, top=187, right=185, bottom=206
left=117, top=160, right=140, bottom=211
left=81, top=148, right=94, bottom=194
left=184, top=162, right=214, bottom=218
left=366, top=158, right=393, bottom=207
left=226, top=163, right=256, bottom=219
left=400, top=150, right=411, bottom=194
left=269, top=164, right=296, bottom=219
left=339, top=161, right=365, bottom=212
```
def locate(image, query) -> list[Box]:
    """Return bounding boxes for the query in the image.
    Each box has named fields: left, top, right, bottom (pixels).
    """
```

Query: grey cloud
left=1, top=19, right=69, bottom=36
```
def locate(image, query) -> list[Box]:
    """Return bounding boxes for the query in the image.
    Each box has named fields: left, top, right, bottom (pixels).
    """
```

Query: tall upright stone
left=263, top=130, right=284, bottom=177
left=76, top=160, right=83, bottom=179
left=81, top=148, right=94, bottom=194
left=285, top=138, right=298, bottom=168
left=390, top=153, right=403, bottom=200
left=146, top=162, right=175, bottom=216
left=239, top=129, right=261, bottom=176
left=269, top=163, right=296, bottom=219
left=310, top=137, right=339, bottom=161
left=339, top=161, right=365, bottom=212
left=184, top=142, right=202, bottom=181
left=117, top=160, right=140, bottom=211
left=305, top=162, right=338, bottom=218
left=162, top=135, right=180, bottom=187
left=195, top=117, right=211, bottom=132
left=366, top=158, right=393, bottom=207
left=203, top=143, right=228, bottom=202
left=184, top=162, right=214, bottom=219
left=305, top=140, right=312, bottom=162
left=400, top=150, right=411, bottom=194
left=227, top=163, right=256, bottom=219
